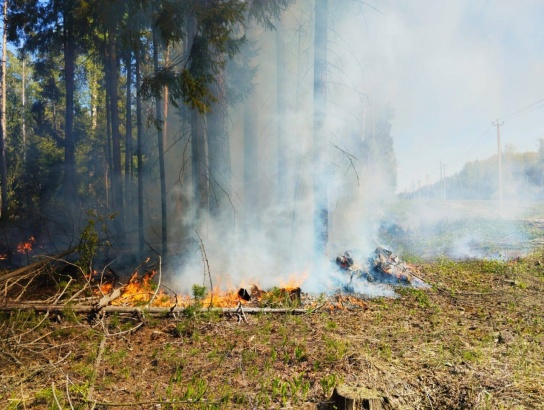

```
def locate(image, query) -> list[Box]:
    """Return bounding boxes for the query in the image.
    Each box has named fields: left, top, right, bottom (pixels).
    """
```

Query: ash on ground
left=333, top=247, right=428, bottom=298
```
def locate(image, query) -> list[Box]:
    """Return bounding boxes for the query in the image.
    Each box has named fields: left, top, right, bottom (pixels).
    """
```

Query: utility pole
left=440, top=162, right=446, bottom=200
left=493, top=119, right=504, bottom=212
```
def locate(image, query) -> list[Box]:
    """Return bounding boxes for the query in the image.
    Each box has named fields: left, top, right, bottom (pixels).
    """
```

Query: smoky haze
left=167, top=1, right=401, bottom=294
left=164, top=0, right=544, bottom=294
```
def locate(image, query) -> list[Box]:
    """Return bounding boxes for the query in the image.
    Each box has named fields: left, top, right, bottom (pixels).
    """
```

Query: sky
left=342, top=0, right=544, bottom=192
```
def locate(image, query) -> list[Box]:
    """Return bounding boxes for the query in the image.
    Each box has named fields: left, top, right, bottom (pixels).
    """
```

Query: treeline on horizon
left=404, top=142, right=544, bottom=201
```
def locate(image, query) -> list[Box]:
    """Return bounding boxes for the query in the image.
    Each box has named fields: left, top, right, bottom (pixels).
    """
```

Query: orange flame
left=17, top=237, right=35, bottom=254
left=279, top=271, right=308, bottom=290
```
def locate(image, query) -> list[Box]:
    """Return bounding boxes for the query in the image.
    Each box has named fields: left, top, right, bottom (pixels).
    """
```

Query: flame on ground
left=91, top=270, right=365, bottom=311
left=17, top=237, right=35, bottom=254
left=279, top=271, right=309, bottom=290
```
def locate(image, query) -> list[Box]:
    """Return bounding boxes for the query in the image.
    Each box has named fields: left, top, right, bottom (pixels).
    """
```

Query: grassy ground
left=1, top=249, right=543, bottom=409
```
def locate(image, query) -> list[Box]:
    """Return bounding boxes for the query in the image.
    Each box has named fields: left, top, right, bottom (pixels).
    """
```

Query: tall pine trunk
left=187, top=15, right=208, bottom=222
left=276, top=17, right=288, bottom=203
left=0, top=0, right=7, bottom=218
left=191, top=109, right=208, bottom=222
left=152, top=26, right=168, bottom=259
left=243, top=83, right=259, bottom=229
left=136, top=48, right=144, bottom=257
left=106, top=28, right=124, bottom=234
left=124, top=50, right=133, bottom=215
left=313, top=0, right=328, bottom=255
left=207, top=68, right=231, bottom=220
left=63, top=7, right=76, bottom=212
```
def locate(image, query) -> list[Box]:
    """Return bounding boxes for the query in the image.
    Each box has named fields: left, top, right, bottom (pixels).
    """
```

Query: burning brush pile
left=333, top=246, right=427, bottom=298
left=0, top=247, right=425, bottom=316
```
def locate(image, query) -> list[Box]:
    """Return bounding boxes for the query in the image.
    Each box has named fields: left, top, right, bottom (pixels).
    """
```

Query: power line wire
left=502, top=97, right=544, bottom=121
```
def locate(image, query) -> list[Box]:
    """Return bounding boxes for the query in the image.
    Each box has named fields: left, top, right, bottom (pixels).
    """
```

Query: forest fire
left=87, top=249, right=424, bottom=311
left=92, top=269, right=309, bottom=309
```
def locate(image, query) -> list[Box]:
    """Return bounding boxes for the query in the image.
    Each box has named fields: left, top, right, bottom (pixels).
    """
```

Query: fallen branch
left=0, top=303, right=308, bottom=315
left=94, top=287, right=124, bottom=310
left=0, top=250, right=74, bottom=282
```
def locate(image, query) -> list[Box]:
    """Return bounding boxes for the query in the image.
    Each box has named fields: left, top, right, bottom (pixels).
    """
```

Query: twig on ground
left=235, top=301, right=248, bottom=324
left=65, top=375, right=75, bottom=410
left=52, top=382, right=62, bottom=409
left=86, top=334, right=106, bottom=404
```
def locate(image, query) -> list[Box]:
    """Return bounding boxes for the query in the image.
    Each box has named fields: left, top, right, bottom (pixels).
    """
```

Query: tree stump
left=327, top=385, right=395, bottom=410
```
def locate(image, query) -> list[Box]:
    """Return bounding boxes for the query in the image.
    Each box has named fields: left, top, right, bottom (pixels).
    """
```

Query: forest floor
left=1, top=249, right=544, bottom=409
left=2, top=200, right=544, bottom=409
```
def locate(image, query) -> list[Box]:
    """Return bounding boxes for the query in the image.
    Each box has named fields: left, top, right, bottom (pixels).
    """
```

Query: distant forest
left=404, top=142, right=544, bottom=201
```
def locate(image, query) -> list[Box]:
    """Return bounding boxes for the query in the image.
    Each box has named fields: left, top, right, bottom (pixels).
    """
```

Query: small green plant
left=397, top=287, right=431, bottom=308
left=320, top=373, right=337, bottom=396
left=326, top=319, right=337, bottom=330
left=77, top=210, right=117, bottom=274
left=106, top=348, right=128, bottom=365
left=34, top=386, right=64, bottom=408
left=294, top=344, right=308, bottom=362
left=192, top=284, right=208, bottom=301
left=323, top=335, right=348, bottom=363
left=181, top=376, right=207, bottom=401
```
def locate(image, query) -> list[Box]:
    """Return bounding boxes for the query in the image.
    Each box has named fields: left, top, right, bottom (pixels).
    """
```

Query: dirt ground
left=1, top=250, right=544, bottom=409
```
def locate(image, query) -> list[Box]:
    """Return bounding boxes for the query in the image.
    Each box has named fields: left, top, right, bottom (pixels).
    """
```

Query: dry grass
left=1, top=251, right=543, bottom=409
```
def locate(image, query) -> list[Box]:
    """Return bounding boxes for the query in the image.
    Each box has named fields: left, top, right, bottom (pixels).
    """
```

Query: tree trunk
left=0, top=0, right=7, bottom=218
left=276, top=16, right=288, bottom=203
left=105, top=89, right=112, bottom=209
left=162, top=46, right=170, bottom=151
left=187, top=15, right=208, bottom=222
left=124, top=50, right=133, bottom=222
left=243, top=83, right=259, bottom=229
left=207, top=68, right=231, bottom=221
left=63, top=8, right=77, bottom=213
left=191, top=109, right=208, bottom=222
left=152, top=27, right=168, bottom=259
left=313, top=0, right=328, bottom=256
left=106, top=28, right=124, bottom=234
left=22, top=58, right=26, bottom=163
left=136, top=49, right=144, bottom=258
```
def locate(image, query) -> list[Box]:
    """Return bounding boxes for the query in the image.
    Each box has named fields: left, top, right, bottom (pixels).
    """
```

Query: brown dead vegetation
left=1, top=251, right=543, bottom=409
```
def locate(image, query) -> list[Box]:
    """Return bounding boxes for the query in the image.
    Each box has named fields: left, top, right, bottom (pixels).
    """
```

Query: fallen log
left=0, top=303, right=308, bottom=315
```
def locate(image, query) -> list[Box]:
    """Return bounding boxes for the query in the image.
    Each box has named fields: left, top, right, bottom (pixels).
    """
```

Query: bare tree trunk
left=162, top=46, right=170, bottom=151
left=63, top=6, right=76, bottom=213
left=243, top=84, right=259, bottom=229
left=106, top=28, right=124, bottom=235
left=22, top=58, right=26, bottom=163
left=124, top=51, right=132, bottom=216
left=313, top=0, right=328, bottom=255
left=135, top=48, right=144, bottom=257
left=105, top=90, right=112, bottom=209
left=191, top=109, right=208, bottom=221
left=207, top=68, right=231, bottom=220
left=187, top=15, right=208, bottom=222
left=276, top=17, right=288, bottom=202
left=0, top=0, right=7, bottom=218
left=152, top=26, right=168, bottom=259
